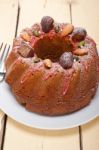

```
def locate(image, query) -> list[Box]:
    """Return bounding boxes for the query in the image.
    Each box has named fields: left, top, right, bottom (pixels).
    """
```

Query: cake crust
left=5, top=16, right=99, bottom=116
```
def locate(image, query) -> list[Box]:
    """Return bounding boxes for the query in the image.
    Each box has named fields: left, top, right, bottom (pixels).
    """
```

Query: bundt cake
left=5, top=16, right=99, bottom=116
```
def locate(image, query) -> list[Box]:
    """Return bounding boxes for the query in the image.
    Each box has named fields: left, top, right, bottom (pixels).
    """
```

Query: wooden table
left=0, top=0, right=99, bottom=149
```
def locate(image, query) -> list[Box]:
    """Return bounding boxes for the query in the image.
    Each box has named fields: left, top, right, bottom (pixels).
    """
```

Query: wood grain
left=72, top=0, right=99, bottom=149
left=0, top=111, right=5, bottom=148
left=72, top=0, right=99, bottom=46
left=82, top=118, right=99, bottom=150
left=0, top=0, right=18, bottom=149
left=4, top=118, right=80, bottom=150
left=18, top=0, right=71, bottom=32
left=3, top=0, right=80, bottom=150
left=0, top=0, right=18, bottom=43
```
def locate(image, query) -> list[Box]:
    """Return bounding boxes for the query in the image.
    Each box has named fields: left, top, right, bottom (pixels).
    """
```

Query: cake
left=5, top=16, right=99, bottom=116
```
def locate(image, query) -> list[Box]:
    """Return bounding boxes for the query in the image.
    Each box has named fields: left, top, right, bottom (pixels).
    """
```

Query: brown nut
left=41, top=16, right=54, bottom=33
left=59, top=52, right=73, bottom=69
left=54, top=23, right=61, bottom=33
left=32, top=23, right=41, bottom=31
left=13, top=37, right=23, bottom=47
left=31, top=23, right=41, bottom=37
left=44, top=59, right=52, bottom=68
left=61, top=24, right=74, bottom=37
left=22, top=28, right=33, bottom=36
left=72, top=27, right=87, bottom=42
left=20, top=32, right=31, bottom=42
left=73, top=48, right=89, bottom=56
left=32, top=56, right=40, bottom=63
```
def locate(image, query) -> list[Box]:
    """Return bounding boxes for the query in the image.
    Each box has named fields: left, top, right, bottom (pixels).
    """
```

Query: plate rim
left=0, top=81, right=99, bottom=130
left=0, top=107, right=98, bottom=130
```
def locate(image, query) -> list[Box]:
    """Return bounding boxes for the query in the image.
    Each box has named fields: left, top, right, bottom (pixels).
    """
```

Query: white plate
left=0, top=81, right=99, bottom=130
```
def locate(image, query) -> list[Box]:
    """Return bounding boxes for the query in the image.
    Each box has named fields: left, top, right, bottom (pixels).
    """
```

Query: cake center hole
left=33, top=36, right=73, bottom=62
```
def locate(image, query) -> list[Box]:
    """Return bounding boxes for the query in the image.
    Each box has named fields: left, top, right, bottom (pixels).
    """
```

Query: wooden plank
left=17, top=0, right=72, bottom=35
left=0, top=0, right=18, bottom=148
left=0, top=0, right=18, bottom=43
left=72, top=0, right=99, bottom=46
left=18, top=0, right=71, bottom=32
left=3, top=0, right=80, bottom=150
left=82, top=118, right=99, bottom=150
left=0, top=111, right=5, bottom=147
left=72, top=0, right=99, bottom=149
left=4, top=118, right=80, bottom=150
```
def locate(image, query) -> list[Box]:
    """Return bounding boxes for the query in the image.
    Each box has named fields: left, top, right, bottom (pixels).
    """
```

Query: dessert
left=5, top=16, right=99, bottom=116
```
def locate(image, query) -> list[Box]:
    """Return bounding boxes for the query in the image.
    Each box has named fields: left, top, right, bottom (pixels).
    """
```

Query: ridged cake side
left=5, top=16, right=99, bottom=115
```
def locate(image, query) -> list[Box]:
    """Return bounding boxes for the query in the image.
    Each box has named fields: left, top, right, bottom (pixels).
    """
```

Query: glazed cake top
left=13, top=16, right=96, bottom=70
